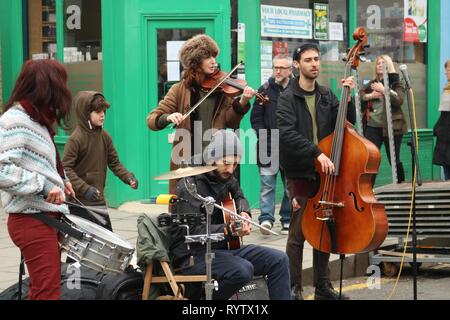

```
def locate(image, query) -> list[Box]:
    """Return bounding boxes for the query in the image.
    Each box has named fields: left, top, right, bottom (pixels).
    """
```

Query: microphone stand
left=184, top=177, right=220, bottom=300
left=404, top=81, right=422, bottom=301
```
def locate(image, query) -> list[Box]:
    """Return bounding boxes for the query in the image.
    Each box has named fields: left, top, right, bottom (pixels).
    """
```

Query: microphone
left=149, top=194, right=180, bottom=205
left=399, top=64, right=412, bottom=89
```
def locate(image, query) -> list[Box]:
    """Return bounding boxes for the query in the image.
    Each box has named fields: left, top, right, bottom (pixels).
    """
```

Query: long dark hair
left=5, top=59, right=72, bottom=127
left=183, top=66, right=208, bottom=88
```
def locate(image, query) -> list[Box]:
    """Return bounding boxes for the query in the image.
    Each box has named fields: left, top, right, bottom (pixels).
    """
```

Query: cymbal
left=154, top=165, right=217, bottom=180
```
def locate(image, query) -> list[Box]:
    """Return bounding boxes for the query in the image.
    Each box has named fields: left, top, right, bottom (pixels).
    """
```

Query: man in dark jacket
left=277, top=43, right=356, bottom=300
left=170, top=130, right=291, bottom=300
left=251, top=54, right=292, bottom=235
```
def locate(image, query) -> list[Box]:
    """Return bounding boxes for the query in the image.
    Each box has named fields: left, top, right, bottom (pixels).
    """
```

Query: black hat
left=292, top=43, right=320, bottom=61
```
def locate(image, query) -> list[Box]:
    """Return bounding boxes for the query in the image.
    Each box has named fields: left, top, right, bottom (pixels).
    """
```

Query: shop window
left=156, top=29, right=205, bottom=101
left=357, top=0, right=427, bottom=128
left=27, top=0, right=57, bottom=60
left=63, top=0, right=103, bottom=133
left=260, top=0, right=348, bottom=86
left=63, top=0, right=102, bottom=63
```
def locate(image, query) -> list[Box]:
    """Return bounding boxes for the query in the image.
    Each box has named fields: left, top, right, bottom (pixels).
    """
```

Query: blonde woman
left=360, top=55, right=407, bottom=184
left=432, top=60, right=450, bottom=180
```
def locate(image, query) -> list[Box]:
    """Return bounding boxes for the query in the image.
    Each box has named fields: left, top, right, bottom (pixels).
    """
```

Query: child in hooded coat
left=63, top=91, right=138, bottom=231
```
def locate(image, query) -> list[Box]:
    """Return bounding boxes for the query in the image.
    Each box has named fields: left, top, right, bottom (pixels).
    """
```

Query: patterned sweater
left=0, top=105, right=69, bottom=214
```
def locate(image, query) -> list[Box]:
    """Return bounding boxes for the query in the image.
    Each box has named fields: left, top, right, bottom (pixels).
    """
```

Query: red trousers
left=7, top=213, right=61, bottom=300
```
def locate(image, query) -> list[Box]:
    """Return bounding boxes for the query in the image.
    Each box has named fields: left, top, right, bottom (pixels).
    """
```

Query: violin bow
left=175, top=63, right=242, bottom=127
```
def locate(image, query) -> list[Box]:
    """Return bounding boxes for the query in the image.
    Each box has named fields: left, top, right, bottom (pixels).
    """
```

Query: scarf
left=20, top=100, right=66, bottom=180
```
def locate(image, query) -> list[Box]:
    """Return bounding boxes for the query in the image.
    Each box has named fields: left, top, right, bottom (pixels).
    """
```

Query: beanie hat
left=179, top=34, right=219, bottom=69
left=292, top=43, right=320, bottom=61
left=203, top=130, right=242, bottom=165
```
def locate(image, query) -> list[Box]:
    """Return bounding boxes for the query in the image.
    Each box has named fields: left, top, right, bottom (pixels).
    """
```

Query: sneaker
left=260, top=220, right=273, bottom=235
left=314, top=282, right=350, bottom=300
left=280, top=223, right=290, bottom=235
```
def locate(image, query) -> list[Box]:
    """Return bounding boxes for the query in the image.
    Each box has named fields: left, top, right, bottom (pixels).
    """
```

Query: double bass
left=301, top=27, right=388, bottom=254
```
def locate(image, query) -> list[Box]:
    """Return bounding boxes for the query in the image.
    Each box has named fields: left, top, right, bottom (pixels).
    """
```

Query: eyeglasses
left=273, top=66, right=292, bottom=71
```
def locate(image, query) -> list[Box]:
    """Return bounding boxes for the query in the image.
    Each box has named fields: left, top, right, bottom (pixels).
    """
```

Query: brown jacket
left=63, top=91, right=134, bottom=206
left=147, top=80, right=250, bottom=193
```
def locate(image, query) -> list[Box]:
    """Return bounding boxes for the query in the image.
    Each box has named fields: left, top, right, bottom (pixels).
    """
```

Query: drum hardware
left=157, top=212, right=206, bottom=227
left=60, top=214, right=134, bottom=274
left=184, top=233, right=225, bottom=244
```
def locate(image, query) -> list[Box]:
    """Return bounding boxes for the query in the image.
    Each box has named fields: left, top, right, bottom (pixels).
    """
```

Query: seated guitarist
left=169, top=130, right=291, bottom=300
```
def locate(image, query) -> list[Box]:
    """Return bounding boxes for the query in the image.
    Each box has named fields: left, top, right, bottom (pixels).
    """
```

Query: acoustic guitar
left=221, top=193, right=243, bottom=250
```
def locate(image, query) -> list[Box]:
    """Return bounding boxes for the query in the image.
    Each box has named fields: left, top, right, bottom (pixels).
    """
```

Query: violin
left=177, top=63, right=269, bottom=126
left=202, top=67, right=269, bottom=105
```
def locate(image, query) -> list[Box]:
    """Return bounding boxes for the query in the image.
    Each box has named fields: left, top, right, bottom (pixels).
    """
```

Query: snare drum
left=59, top=214, right=135, bottom=274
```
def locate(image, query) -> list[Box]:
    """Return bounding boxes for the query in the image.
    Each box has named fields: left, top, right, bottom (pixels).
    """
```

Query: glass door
left=146, top=20, right=216, bottom=194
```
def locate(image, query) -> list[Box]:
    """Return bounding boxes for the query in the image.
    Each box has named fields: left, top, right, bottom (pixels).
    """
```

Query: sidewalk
left=0, top=201, right=343, bottom=292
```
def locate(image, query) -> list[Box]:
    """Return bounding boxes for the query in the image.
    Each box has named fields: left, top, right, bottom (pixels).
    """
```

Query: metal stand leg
left=18, top=254, right=25, bottom=300
left=339, top=254, right=345, bottom=300
left=204, top=196, right=217, bottom=301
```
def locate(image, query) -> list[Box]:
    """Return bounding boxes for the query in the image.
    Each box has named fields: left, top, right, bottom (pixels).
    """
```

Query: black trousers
left=364, top=126, right=405, bottom=184
left=68, top=204, right=113, bottom=231
left=285, top=178, right=330, bottom=288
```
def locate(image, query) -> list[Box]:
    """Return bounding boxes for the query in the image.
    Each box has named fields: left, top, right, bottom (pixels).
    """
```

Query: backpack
left=60, top=263, right=107, bottom=300
left=0, top=263, right=106, bottom=300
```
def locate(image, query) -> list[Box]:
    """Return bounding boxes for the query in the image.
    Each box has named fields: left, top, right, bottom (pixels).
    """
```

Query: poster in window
left=403, top=0, right=427, bottom=43
left=329, top=22, right=344, bottom=41
left=261, top=5, right=312, bottom=39
left=273, top=42, right=289, bottom=56
left=314, top=3, right=329, bottom=41
left=261, top=40, right=273, bottom=83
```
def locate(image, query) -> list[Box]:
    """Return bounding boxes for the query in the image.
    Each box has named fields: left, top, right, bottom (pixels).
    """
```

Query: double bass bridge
left=314, top=201, right=345, bottom=221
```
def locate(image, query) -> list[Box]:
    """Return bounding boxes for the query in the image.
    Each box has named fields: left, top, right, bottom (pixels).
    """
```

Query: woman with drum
left=0, top=60, right=74, bottom=300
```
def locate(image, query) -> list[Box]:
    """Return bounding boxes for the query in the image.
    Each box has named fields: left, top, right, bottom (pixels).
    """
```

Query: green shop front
left=0, top=0, right=446, bottom=208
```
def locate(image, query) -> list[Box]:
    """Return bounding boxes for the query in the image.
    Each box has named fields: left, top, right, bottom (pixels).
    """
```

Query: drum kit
left=59, top=163, right=276, bottom=300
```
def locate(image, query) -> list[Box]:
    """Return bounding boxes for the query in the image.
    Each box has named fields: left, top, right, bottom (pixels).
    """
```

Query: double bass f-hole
left=349, top=192, right=364, bottom=212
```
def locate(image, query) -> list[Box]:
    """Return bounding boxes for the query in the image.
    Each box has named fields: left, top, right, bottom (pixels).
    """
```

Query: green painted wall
left=0, top=0, right=24, bottom=107
left=238, top=0, right=261, bottom=209
left=427, top=0, right=442, bottom=180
